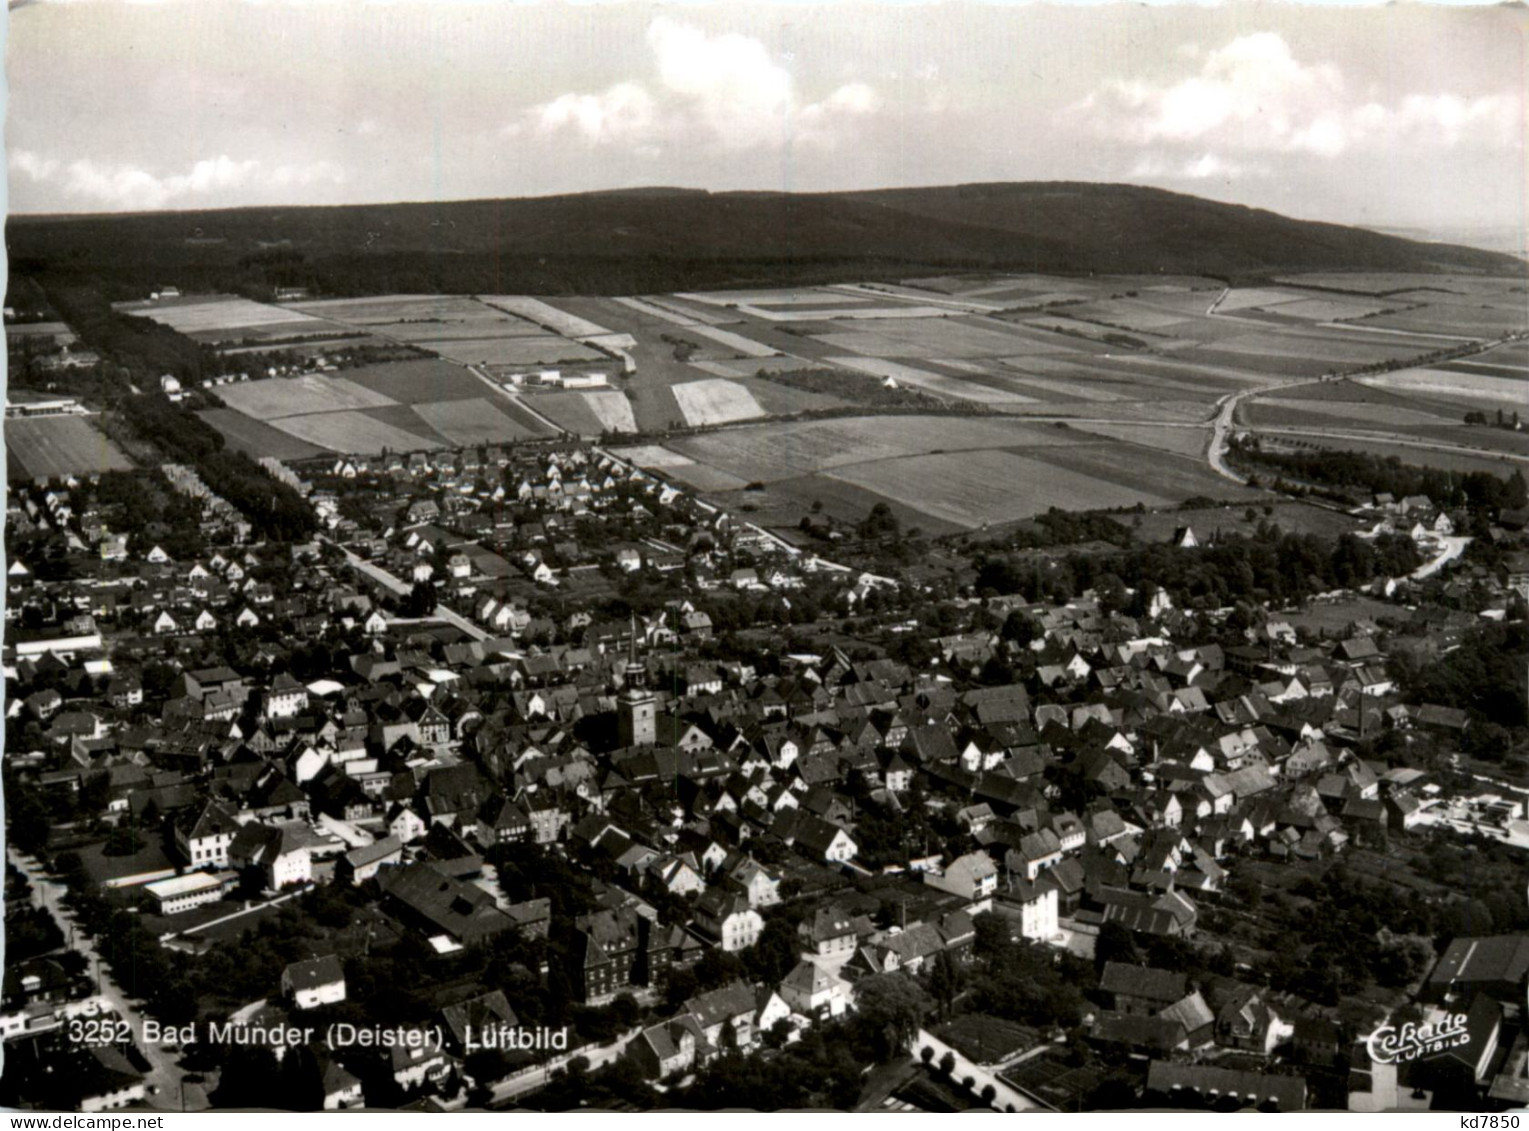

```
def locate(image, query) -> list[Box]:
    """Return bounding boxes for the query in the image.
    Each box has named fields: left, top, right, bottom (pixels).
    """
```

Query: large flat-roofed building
left=1426, top=935, right=1529, bottom=1003
left=144, top=871, right=235, bottom=915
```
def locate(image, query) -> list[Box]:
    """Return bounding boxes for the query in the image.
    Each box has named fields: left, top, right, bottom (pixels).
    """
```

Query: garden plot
left=672, top=379, right=766, bottom=426
left=583, top=391, right=638, bottom=433
left=214, top=374, right=397, bottom=418
left=411, top=398, right=543, bottom=445
left=267, top=410, right=443, bottom=455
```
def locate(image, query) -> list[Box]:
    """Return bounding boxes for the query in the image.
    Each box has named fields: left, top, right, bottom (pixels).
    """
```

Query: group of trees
left=1393, top=619, right=1529, bottom=738
left=973, top=525, right=1424, bottom=612
left=1231, top=439, right=1528, bottom=517
left=120, top=394, right=317, bottom=541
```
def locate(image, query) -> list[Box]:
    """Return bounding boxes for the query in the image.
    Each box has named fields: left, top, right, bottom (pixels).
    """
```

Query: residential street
left=7, top=847, right=201, bottom=1110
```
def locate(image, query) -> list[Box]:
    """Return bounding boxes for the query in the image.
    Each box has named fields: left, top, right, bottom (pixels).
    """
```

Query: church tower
left=618, top=630, right=656, bottom=748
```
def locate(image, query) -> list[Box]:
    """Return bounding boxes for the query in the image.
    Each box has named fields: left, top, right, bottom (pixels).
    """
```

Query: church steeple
left=619, top=614, right=655, bottom=747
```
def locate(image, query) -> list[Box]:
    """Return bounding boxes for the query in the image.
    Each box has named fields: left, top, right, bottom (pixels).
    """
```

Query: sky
left=5, top=0, right=1526, bottom=238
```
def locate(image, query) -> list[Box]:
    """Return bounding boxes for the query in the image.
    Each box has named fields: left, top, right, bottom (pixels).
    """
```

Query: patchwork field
left=583, top=390, right=639, bottom=434
left=339, top=359, right=487, bottom=403
left=667, top=416, right=1081, bottom=481
left=201, top=357, right=556, bottom=455
left=199, top=408, right=330, bottom=460
left=658, top=414, right=1257, bottom=530
left=213, top=374, right=396, bottom=418
left=1357, top=366, right=1528, bottom=404
left=6, top=415, right=134, bottom=480
left=429, top=336, right=605, bottom=366
left=411, top=398, right=544, bottom=445
left=610, top=444, right=696, bottom=469
left=1262, top=436, right=1524, bottom=477
left=267, top=410, right=444, bottom=455
left=671, top=379, right=766, bottom=426
left=824, top=448, right=1179, bottom=527
left=1073, top=422, right=1211, bottom=459
left=117, top=294, right=335, bottom=342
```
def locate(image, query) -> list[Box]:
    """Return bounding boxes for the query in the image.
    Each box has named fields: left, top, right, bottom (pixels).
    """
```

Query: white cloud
left=1130, top=152, right=1259, bottom=182
left=530, top=83, right=659, bottom=147
left=9, top=149, right=60, bottom=183
left=11, top=152, right=343, bottom=210
left=524, top=17, right=879, bottom=154
left=1082, top=32, right=1520, bottom=162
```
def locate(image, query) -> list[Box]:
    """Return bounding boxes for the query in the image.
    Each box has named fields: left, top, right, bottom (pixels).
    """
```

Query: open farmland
left=337, top=359, right=487, bottom=403
left=429, top=336, right=605, bottom=366
left=6, top=416, right=134, bottom=480
left=822, top=448, right=1165, bottom=527
left=6, top=321, right=77, bottom=347
left=668, top=416, right=1078, bottom=481
left=582, top=391, right=639, bottom=434
left=1357, top=366, right=1528, bottom=404
left=814, top=317, right=1071, bottom=359
left=819, top=440, right=1254, bottom=530
left=116, top=294, right=335, bottom=342
left=608, top=444, right=695, bottom=469
left=198, top=408, right=330, bottom=460
left=1073, top=421, right=1211, bottom=459
left=212, top=374, right=396, bottom=418
left=266, top=410, right=444, bottom=455
left=479, top=296, right=612, bottom=339
left=829, top=357, right=1037, bottom=403
left=1260, top=435, right=1524, bottom=477
left=671, top=379, right=766, bottom=426
left=1241, top=397, right=1462, bottom=430
left=411, top=398, right=544, bottom=445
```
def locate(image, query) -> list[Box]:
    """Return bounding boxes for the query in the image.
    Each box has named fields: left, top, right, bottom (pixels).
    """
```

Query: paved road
left=487, top=1029, right=639, bottom=1105
left=8, top=848, right=199, bottom=1110
left=465, top=364, right=573, bottom=438
left=1409, top=535, right=1471, bottom=580
left=323, top=536, right=489, bottom=641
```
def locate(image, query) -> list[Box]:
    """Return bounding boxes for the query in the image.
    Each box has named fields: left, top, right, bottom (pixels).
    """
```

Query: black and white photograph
left=2, top=0, right=1527, bottom=1115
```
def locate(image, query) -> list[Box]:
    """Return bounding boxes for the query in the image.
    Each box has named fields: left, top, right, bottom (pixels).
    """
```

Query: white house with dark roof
left=282, top=954, right=346, bottom=1010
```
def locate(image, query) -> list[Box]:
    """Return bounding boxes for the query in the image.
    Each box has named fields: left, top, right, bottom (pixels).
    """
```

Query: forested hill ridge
left=8, top=182, right=1524, bottom=298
